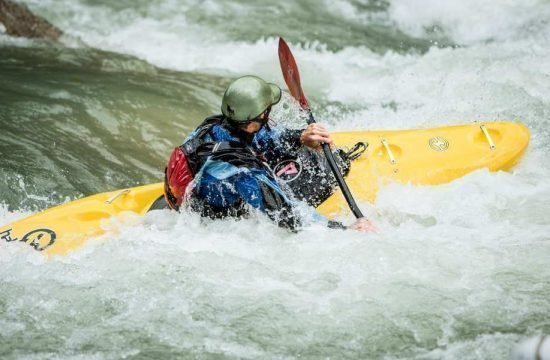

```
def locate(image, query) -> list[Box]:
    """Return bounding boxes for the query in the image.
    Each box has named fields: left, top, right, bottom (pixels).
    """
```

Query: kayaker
left=163, top=75, right=374, bottom=232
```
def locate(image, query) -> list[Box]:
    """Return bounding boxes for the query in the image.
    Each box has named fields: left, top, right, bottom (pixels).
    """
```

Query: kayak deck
left=318, top=121, right=530, bottom=215
left=0, top=183, right=163, bottom=257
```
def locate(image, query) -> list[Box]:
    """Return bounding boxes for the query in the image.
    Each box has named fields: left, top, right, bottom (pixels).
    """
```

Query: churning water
left=1, top=0, right=550, bottom=358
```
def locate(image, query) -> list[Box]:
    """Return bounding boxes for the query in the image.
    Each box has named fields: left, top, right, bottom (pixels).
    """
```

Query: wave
left=389, top=0, right=550, bottom=45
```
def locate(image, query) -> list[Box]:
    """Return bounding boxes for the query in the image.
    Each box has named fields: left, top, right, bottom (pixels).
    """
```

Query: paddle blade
left=278, top=37, right=309, bottom=109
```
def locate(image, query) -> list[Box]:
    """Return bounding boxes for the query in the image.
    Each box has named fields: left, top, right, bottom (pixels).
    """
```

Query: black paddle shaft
left=305, top=109, right=364, bottom=219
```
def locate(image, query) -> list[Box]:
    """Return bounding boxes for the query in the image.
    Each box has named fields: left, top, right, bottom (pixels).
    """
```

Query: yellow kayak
left=0, top=121, right=529, bottom=257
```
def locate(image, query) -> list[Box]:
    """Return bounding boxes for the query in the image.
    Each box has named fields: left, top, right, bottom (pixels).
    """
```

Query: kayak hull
left=0, top=121, right=530, bottom=256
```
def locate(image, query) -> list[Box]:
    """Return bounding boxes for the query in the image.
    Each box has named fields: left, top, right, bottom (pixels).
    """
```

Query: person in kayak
left=163, top=75, right=374, bottom=232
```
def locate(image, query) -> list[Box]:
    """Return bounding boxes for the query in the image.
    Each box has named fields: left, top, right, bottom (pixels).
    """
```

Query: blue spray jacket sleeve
left=193, top=160, right=246, bottom=208
left=193, top=158, right=303, bottom=230
left=252, top=126, right=303, bottom=162
left=193, top=159, right=271, bottom=212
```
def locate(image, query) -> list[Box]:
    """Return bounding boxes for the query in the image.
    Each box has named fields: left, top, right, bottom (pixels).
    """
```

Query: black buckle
left=344, top=142, right=368, bottom=161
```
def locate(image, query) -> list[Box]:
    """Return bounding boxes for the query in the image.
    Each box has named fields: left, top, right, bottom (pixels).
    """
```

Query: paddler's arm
left=254, top=123, right=332, bottom=160
left=303, top=125, right=377, bottom=233
left=258, top=124, right=377, bottom=232
left=253, top=127, right=302, bottom=160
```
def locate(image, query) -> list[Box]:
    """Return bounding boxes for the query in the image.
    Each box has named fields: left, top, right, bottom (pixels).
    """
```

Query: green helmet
left=221, top=75, right=282, bottom=122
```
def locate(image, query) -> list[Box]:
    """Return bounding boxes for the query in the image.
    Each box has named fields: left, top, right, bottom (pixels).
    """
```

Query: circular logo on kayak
left=21, top=228, right=56, bottom=251
left=274, top=159, right=302, bottom=182
left=429, top=136, right=449, bottom=152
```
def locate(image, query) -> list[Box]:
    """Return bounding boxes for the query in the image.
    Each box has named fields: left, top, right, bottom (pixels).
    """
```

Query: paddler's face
left=242, top=106, right=271, bottom=134
left=243, top=121, right=263, bottom=134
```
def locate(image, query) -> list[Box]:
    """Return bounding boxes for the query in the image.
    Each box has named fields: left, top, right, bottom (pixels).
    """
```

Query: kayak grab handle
left=381, top=139, right=396, bottom=165
left=480, top=125, right=496, bottom=150
left=106, top=189, right=130, bottom=204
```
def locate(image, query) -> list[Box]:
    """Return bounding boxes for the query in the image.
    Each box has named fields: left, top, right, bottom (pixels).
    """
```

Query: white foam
left=3, top=167, right=549, bottom=358
left=0, top=204, right=32, bottom=227
left=389, top=0, right=550, bottom=44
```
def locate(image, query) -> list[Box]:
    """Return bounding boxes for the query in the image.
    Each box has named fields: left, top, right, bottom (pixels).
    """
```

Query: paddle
left=278, top=37, right=364, bottom=219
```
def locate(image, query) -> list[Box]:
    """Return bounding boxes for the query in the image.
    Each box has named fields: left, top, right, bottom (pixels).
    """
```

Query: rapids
left=1, top=0, right=550, bottom=358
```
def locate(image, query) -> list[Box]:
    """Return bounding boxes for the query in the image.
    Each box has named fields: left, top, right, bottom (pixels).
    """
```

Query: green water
left=0, top=45, right=228, bottom=209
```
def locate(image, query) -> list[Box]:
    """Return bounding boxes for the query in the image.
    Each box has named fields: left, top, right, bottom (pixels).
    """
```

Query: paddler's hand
left=300, top=123, right=334, bottom=150
left=349, top=217, right=377, bottom=233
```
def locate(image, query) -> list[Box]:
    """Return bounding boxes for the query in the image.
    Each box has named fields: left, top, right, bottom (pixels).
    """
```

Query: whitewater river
left=1, top=0, right=550, bottom=358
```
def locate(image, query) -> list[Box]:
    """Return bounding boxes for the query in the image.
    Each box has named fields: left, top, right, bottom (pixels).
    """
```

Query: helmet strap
left=250, top=106, right=272, bottom=127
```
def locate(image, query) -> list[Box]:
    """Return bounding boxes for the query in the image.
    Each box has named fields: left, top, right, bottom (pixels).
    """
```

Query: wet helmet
left=221, top=75, right=282, bottom=122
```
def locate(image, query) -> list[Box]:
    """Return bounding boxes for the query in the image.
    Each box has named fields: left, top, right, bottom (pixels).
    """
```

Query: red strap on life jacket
left=164, top=146, right=194, bottom=210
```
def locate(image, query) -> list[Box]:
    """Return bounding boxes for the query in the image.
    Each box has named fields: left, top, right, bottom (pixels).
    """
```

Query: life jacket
left=164, top=115, right=264, bottom=211
left=164, top=116, right=222, bottom=211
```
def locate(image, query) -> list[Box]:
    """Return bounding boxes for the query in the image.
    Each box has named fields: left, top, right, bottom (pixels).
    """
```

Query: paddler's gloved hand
left=348, top=217, right=377, bottom=233
left=300, top=123, right=334, bottom=150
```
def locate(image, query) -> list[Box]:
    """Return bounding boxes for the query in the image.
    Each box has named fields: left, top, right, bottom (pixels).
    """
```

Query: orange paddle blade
left=278, top=37, right=309, bottom=109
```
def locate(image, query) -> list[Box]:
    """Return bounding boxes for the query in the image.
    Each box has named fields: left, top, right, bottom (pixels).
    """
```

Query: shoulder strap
left=210, top=141, right=264, bottom=169
left=200, top=114, right=225, bottom=136
left=180, top=115, right=225, bottom=173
